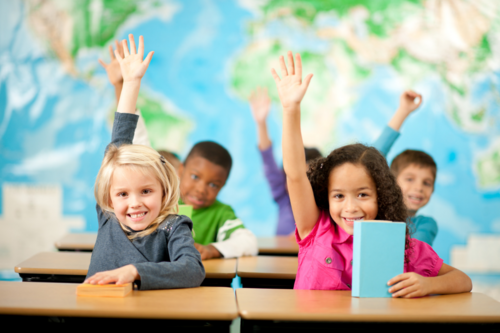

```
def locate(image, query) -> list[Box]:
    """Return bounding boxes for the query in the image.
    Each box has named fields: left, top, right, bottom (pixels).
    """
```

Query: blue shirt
left=372, top=125, right=438, bottom=246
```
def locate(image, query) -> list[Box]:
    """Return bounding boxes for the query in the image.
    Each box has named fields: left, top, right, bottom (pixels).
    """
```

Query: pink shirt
left=294, top=210, right=444, bottom=290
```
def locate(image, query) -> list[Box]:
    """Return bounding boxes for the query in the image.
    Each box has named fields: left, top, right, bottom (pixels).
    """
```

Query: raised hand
left=271, top=51, right=313, bottom=111
left=249, top=87, right=271, bottom=125
left=399, top=90, right=423, bottom=115
left=84, top=264, right=139, bottom=285
left=98, top=40, right=124, bottom=86
left=115, top=34, right=154, bottom=83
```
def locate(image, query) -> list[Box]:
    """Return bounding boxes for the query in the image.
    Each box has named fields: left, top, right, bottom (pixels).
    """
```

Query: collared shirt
left=294, top=210, right=443, bottom=290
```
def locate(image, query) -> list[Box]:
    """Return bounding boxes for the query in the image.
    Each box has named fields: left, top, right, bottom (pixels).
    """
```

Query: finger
left=142, top=51, right=154, bottom=70
left=295, top=53, right=302, bottom=80
left=98, top=276, right=116, bottom=285
left=287, top=51, right=295, bottom=75
left=393, top=285, right=417, bottom=298
left=129, top=34, right=137, bottom=55
left=108, top=45, right=115, bottom=60
left=115, top=40, right=123, bottom=57
left=279, top=55, right=288, bottom=77
left=415, top=94, right=423, bottom=106
left=114, top=49, right=123, bottom=62
left=302, top=73, right=313, bottom=91
left=138, top=35, right=144, bottom=59
left=122, top=40, right=130, bottom=57
left=388, top=273, right=410, bottom=286
left=389, top=279, right=411, bottom=293
left=271, top=68, right=281, bottom=84
left=98, top=59, right=107, bottom=68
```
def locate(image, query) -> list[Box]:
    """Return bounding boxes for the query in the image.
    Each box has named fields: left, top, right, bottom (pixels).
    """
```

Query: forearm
left=387, top=108, right=409, bottom=131
left=257, top=122, right=272, bottom=151
left=282, top=106, right=307, bottom=180
left=428, top=269, right=472, bottom=295
left=117, top=80, right=141, bottom=115
left=113, top=82, right=123, bottom=105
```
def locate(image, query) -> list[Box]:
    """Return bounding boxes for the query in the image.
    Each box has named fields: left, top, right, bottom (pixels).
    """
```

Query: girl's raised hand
left=271, top=51, right=313, bottom=111
left=249, top=87, right=271, bottom=124
left=115, top=34, right=154, bottom=83
left=84, top=265, right=139, bottom=285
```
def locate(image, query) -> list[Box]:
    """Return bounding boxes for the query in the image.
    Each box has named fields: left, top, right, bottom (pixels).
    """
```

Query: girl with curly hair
left=271, top=51, right=472, bottom=297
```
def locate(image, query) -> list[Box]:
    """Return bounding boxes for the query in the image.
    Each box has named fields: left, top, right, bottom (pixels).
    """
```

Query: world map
left=1, top=0, right=500, bottom=269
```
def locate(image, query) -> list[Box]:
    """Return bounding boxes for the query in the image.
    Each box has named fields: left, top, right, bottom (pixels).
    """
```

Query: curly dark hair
left=307, top=143, right=412, bottom=262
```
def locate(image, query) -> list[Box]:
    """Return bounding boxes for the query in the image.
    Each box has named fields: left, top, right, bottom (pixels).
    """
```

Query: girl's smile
left=328, top=163, right=378, bottom=235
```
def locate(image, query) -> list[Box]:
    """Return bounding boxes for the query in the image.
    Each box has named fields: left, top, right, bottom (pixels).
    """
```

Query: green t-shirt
left=179, top=199, right=245, bottom=245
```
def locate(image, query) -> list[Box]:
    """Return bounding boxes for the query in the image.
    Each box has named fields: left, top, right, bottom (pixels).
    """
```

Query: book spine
left=352, top=222, right=362, bottom=297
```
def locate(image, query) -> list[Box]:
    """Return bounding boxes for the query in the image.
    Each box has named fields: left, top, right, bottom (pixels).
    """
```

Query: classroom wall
left=0, top=0, right=499, bottom=289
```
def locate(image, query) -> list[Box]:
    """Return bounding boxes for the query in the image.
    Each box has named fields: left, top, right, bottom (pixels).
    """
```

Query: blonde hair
left=95, top=144, right=180, bottom=239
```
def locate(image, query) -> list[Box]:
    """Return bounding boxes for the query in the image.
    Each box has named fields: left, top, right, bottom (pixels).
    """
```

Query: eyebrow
left=330, top=187, right=372, bottom=192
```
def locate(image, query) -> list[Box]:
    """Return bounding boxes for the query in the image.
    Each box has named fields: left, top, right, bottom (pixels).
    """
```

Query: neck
left=407, top=209, right=417, bottom=217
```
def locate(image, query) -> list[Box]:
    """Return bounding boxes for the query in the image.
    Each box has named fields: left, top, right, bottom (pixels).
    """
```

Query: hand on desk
left=194, top=243, right=222, bottom=260
left=388, top=272, right=430, bottom=298
left=84, top=264, right=140, bottom=285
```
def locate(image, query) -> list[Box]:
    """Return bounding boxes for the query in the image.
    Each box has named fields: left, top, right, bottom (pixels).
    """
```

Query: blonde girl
left=85, top=35, right=204, bottom=289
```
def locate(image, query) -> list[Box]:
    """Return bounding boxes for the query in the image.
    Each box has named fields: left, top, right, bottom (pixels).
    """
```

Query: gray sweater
left=86, top=112, right=205, bottom=290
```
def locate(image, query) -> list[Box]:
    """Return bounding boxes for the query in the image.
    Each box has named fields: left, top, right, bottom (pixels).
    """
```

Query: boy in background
left=373, top=90, right=438, bottom=246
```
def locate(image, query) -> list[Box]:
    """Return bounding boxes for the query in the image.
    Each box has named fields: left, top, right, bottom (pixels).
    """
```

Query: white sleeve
left=211, top=228, right=258, bottom=258
left=132, top=109, right=151, bottom=147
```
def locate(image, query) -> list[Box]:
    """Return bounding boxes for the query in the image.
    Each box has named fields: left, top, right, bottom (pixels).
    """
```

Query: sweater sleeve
left=132, top=217, right=206, bottom=290
left=260, top=144, right=288, bottom=202
left=372, top=125, right=400, bottom=158
left=411, top=216, right=438, bottom=247
left=108, top=112, right=139, bottom=151
left=132, top=109, right=151, bottom=147
left=211, top=228, right=258, bottom=258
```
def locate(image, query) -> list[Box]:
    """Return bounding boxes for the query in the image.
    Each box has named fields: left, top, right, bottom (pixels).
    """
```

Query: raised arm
left=115, top=34, right=154, bottom=115
left=373, top=90, right=422, bottom=156
left=249, top=87, right=272, bottom=150
left=271, top=51, right=317, bottom=239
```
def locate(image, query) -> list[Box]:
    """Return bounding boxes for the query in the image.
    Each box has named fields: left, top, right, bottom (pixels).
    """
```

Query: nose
left=344, top=196, right=359, bottom=214
left=129, top=194, right=142, bottom=208
left=194, top=180, right=207, bottom=195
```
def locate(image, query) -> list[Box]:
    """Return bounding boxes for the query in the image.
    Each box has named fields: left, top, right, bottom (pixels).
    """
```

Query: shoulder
left=411, top=215, right=437, bottom=227
left=157, top=214, right=194, bottom=232
left=405, top=238, right=443, bottom=277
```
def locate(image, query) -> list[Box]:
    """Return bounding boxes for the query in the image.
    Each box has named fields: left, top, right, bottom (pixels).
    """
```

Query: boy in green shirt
left=178, top=141, right=258, bottom=259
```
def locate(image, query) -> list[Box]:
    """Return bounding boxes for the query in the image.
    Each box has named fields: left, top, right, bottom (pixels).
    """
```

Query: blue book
left=352, top=221, right=406, bottom=298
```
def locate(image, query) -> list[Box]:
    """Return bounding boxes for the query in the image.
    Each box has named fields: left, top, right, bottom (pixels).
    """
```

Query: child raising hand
left=271, top=51, right=471, bottom=297
left=85, top=35, right=204, bottom=289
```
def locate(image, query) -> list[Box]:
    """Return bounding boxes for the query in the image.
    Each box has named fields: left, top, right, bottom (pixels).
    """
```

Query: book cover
left=352, top=221, right=406, bottom=298
left=76, top=283, right=133, bottom=297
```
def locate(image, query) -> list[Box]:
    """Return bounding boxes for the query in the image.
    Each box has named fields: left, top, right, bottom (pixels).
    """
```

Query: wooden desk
left=237, top=289, right=500, bottom=331
left=55, top=233, right=96, bottom=252
left=15, top=252, right=237, bottom=287
left=0, top=282, right=237, bottom=329
left=237, top=256, right=297, bottom=289
left=257, top=236, right=299, bottom=256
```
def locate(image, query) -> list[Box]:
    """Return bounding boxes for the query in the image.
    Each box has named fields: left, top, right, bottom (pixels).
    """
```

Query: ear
left=108, top=197, right=114, bottom=209
left=178, top=163, right=185, bottom=176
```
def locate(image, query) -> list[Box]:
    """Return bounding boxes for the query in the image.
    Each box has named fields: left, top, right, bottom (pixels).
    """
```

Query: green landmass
left=261, top=0, right=423, bottom=37
left=476, top=145, right=500, bottom=188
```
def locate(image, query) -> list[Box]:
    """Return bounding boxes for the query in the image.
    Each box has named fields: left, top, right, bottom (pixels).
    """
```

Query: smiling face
left=109, top=166, right=163, bottom=231
left=178, top=156, right=227, bottom=210
left=328, top=163, right=378, bottom=235
left=396, top=164, right=434, bottom=213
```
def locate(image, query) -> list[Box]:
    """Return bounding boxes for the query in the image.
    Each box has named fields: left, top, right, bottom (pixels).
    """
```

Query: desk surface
left=236, top=289, right=500, bottom=323
left=15, top=252, right=237, bottom=279
left=257, top=236, right=299, bottom=255
left=237, top=256, right=297, bottom=279
left=55, top=233, right=97, bottom=251
left=0, top=282, right=237, bottom=320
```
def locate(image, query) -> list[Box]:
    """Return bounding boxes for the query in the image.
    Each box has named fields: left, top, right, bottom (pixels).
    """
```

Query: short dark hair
left=184, top=141, right=232, bottom=177
left=390, top=150, right=437, bottom=184
left=158, top=150, right=181, bottom=170
left=305, top=147, right=322, bottom=163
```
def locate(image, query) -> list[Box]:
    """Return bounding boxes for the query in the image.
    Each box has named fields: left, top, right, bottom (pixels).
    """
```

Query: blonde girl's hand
left=115, top=34, right=154, bottom=83
left=84, top=265, right=139, bottom=285
left=249, top=87, right=271, bottom=125
left=98, top=40, right=124, bottom=86
left=399, top=90, right=422, bottom=116
left=387, top=272, right=431, bottom=298
left=271, top=51, right=313, bottom=111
